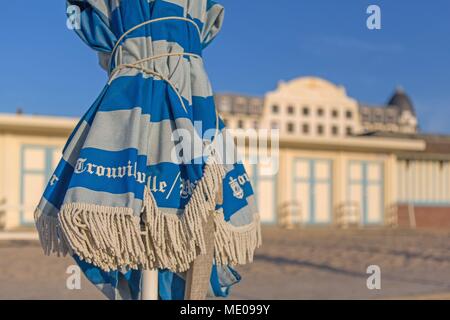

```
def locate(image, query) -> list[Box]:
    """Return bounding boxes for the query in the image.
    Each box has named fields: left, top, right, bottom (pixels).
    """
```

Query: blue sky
left=0, top=0, right=449, bottom=133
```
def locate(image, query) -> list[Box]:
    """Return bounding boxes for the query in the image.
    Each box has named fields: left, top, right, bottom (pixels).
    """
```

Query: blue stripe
left=67, top=148, right=147, bottom=198
left=158, top=270, right=185, bottom=300
left=210, top=265, right=241, bottom=297
left=70, top=4, right=116, bottom=52
left=111, top=16, right=202, bottom=58
left=148, top=161, right=203, bottom=209
left=221, top=163, right=255, bottom=221
left=101, top=75, right=217, bottom=124
left=43, top=158, right=75, bottom=210
left=207, top=0, right=218, bottom=10
left=111, top=0, right=205, bottom=35
left=62, top=85, right=108, bottom=155
left=48, top=147, right=256, bottom=211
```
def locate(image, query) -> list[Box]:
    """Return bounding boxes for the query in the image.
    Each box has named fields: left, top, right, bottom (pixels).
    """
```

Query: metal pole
left=141, top=269, right=158, bottom=300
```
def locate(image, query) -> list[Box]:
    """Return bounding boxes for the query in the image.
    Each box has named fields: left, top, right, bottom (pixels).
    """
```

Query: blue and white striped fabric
left=34, top=0, right=261, bottom=300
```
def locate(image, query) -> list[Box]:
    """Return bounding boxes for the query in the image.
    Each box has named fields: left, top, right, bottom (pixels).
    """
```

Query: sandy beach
left=1, top=227, right=450, bottom=300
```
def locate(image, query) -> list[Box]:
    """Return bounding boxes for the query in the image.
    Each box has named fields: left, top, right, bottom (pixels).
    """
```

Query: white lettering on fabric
left=74, top=158, right=147, bottom=184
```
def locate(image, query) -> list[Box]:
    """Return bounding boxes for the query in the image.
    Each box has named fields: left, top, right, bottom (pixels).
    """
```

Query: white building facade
left=0, top=76, right=449, bottom=231
left=216, top=77, right=449, bottom=228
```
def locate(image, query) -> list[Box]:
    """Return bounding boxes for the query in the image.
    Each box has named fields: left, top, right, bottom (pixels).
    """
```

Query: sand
left=1, top=227, right=450, bottom=300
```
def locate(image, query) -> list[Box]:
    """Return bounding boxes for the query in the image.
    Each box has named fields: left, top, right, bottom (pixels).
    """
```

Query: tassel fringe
left=34, top=208, right=70, bottom=257
left=214, top=213, right=262, bottom=266
left=58, top=203, right=146, bottom=271
left=35, top=160, right=262, bottom=272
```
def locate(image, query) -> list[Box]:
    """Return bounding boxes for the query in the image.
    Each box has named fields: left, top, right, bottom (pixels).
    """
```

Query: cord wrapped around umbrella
left=34, top=0, right=261, bottom=300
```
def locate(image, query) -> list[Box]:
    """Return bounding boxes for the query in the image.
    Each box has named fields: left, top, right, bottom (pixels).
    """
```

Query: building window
left=317, top=108, right=324, bottom=117
left=361, top=111, right=370, bottom=121
left=346, top=127, right=353, bottom=136
left=375, top=114, right=383, bottom=122
left=317, top=125, right=324, bottom=135
left=253, top=121, right=259, bottom=129
left=235, top=103, right=247, bottom=114
left=218, top=98, right=232, bottom=112
left=271, top=121, right=279, bottom=129
left=362, top=113, right=370, bottom=122
left=346, top=110, right=353, bottom=119
left=302, top=106, right=310, bottom=116
left=332, top=126, right=339, bottom=136
left=332, top=109, right=339, bottom=118
left=287, top=106, right=295, bottom=115
left=272, top=105, right=279, bottom=114
left=249, top=100, right=262, bottom=115
left=287, top=122, right=295, bottom=133
left=302, top=124, right=309, bottom=134
left=21, top=145, right=60, bottom=225
left=237, top=120, right=244, bottom=129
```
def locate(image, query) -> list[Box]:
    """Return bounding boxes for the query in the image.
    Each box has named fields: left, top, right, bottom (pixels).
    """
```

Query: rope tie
left=109, top=16, right=202, bottom=72
left=108, top=16, right=221, bottom=144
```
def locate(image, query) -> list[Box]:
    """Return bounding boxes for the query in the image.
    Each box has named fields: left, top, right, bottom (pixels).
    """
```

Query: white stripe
left=87, top=0, right=111, bottom=20
left=116, top=39, right=212, bottom=102
left=63, top=120, right=91, bottom=167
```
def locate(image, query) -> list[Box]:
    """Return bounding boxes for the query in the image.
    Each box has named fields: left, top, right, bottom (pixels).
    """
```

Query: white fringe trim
left=35, top=161, right=262, bottom=272
left=140, top=160, right=261, bottom=272
left=214, top=213, right=262, bottom=266
left=58, top=203, right=146, bottom=271
left=34, top=208, right=70, bottom=257
left=141, top=160, right=226, bottom=271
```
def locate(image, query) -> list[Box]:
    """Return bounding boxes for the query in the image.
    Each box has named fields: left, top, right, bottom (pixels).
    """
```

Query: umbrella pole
left=141, top=269, right=158, bottom=300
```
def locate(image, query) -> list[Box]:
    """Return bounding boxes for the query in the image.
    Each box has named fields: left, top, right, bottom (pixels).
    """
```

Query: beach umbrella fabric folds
left=34, top=0, right=261, bottom=300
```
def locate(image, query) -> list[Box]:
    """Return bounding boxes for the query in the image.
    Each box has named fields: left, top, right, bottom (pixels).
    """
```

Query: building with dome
left=360, top=87, right=418, bottom=134
left=215, top=77, right=450, bottom=228
left=216, top=77, right=418, bottom=136
left=0, top=76, right=449, bottom=232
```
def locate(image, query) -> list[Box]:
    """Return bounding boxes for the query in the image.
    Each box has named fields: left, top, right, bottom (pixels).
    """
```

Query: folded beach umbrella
left=34, top=0, right=261, bottom=300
